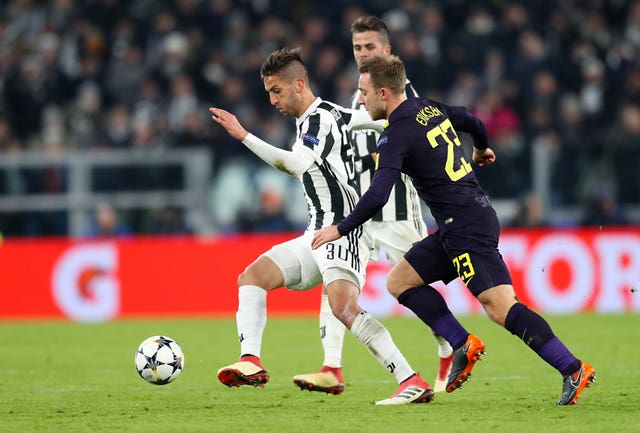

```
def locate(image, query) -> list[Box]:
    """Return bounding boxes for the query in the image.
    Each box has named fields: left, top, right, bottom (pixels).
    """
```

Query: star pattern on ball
left=154, top=336, right=174, bottom=348
left=138, top=347, right=160, bottom=371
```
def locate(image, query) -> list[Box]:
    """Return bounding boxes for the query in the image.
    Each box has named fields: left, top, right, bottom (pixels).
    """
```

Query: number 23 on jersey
left=426, top=118, right=472, bottom=182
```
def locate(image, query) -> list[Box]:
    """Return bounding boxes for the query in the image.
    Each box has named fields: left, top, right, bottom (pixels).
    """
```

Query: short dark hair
left=350, top=16, right=390, bottom=44
left=359, top=55, right=406, bottom=95
left=260, top=47, right=308, bottom=81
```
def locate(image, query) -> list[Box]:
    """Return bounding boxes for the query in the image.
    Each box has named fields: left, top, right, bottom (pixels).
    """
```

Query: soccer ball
left=135, top=335, right=184, bottom=385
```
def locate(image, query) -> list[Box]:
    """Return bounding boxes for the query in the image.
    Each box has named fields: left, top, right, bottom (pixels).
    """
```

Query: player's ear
left=294, top=78, right=304, bottom=93
left=383, top=44, right=391, bottom=55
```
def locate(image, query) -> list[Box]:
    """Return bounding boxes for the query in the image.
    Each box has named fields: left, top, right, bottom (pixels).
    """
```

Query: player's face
left=358, top=73, right=386, bottom=120
left=263, top=74, right=301, bottom=117
left=352, top=31, right=391, bottom=66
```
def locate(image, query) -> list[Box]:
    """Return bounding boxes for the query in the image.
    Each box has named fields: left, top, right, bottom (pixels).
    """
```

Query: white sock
left=236, top=285, right=267, bottom=358
left=319, top=293, right=346, bottom=367
left=350, top=311, right=414, bottom=384
left=434, top=334, right=453, bottom=358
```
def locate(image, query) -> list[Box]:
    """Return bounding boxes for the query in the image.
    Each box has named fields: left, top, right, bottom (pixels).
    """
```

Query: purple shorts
left=405, top=223, right=512, bottom=297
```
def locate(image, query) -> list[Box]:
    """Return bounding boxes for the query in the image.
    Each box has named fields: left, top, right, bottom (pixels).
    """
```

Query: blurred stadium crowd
left=0, top=0, right=639, bottom=237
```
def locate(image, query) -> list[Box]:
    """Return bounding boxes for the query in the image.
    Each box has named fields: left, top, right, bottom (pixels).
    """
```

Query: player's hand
left=473, top=147, right=496, bottom=166
left=311, top=225, right=342, bottom=249
left=209, top=107, right=249, bottom=141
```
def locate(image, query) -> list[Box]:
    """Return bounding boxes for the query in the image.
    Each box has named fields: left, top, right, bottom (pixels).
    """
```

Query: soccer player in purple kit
left=311, top=54, right=596, bottom=405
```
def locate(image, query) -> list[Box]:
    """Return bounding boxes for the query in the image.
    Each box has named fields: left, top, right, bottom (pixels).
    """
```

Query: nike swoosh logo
left=462, top=342, right=470, bottom=354
left=570, top=367, right=583, bottom=388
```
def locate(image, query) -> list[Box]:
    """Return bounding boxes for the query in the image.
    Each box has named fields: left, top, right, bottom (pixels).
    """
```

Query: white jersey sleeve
left=242, top=133, right=315, bottom=178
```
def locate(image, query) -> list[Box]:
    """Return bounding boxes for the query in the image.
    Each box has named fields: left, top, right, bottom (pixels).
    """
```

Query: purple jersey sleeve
left=336, top=167, right=400, bottom=235
left=442, top=105, right=489, bottom=150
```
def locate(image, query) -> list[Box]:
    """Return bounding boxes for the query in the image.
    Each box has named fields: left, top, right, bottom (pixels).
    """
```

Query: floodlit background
left=1, top=3, right=639, bottom=432
left=0, top=0, right=639, bottom=238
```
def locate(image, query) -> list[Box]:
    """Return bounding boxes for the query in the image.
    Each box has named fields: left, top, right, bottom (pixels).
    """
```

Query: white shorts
left=262, top=226, right=373, bottom=291
left=369, top=219, right=427, bottom=265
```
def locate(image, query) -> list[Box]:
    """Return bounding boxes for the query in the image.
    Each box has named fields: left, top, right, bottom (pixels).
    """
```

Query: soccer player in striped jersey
left=211, top=48, right=434, bottom=405
left=293, top=16, right=453, bottom=396
left=312, top=54, right=595, bottom=405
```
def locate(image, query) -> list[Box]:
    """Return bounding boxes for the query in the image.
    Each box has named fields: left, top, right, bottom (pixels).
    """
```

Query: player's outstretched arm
left=472, top=147, right=496, bottom=166
left=311, top=225, right=341, bottom=249
left=210, top=106, right=314, bottom=177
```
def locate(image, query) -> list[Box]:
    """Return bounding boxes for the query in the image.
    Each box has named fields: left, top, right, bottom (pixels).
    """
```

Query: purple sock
left=505, top=303, right=580, bottom=375
left=538, top=337, right=582, bottom=376
left=397, top=286, right=469, bottom=349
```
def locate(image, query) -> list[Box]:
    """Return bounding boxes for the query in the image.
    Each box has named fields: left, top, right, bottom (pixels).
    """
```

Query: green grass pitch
left=3, top=313, right=638, bottom=433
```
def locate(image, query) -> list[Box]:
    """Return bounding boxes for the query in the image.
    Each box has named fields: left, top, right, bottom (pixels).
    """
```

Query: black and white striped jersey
left=350, top=81, right=424, bottom=224
left=294, top=97, right=362, bottom=231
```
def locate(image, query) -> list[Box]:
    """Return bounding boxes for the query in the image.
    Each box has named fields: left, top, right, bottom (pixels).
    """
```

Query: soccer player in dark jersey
left=211, top=48, right=434, bottom=405
left=293, top=15, right=453, bottom=396
left=311, top=54, right=595, bottom=406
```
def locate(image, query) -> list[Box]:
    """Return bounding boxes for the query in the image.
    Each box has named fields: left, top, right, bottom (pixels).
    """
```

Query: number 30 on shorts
left=452, top=252, right=475, bottom=285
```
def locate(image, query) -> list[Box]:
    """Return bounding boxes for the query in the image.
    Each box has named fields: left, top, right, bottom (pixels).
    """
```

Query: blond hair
left=358, top=55, right=406, bottom=95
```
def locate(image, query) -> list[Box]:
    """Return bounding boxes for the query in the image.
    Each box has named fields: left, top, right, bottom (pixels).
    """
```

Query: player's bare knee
left=387, top=258, right=421, bottom=298
left=478, top=289, right=514, bottom=326
left=386, top=275, right=410, bottom=298
left=328, top=299, right=359, bottom=328
left=482, top=305, right=505, bottom=326
left=386, top=272, right=401, bottom=298
left=237, top=255, right=283, bottom=289
left=237, top=268, right=255, bottom=286
left=386, top=283, right=403, bottom=299
left=237, top=263, right=267, bottom=287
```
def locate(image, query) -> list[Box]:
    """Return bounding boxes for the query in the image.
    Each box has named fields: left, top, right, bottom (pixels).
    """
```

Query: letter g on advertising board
left=52, top=243, right=119, bottom=322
